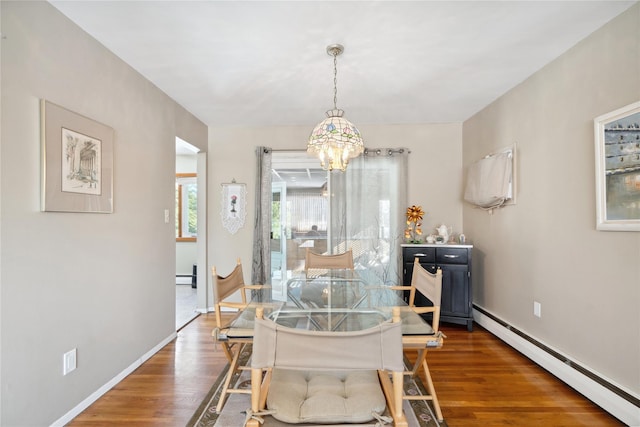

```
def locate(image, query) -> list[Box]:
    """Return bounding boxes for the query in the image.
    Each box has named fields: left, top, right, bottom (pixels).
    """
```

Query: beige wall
left=0, top=2, right=207, bottom=425
left=207, top=123, right=463, bottom=304
left=463, top=4, right=639, bottom=395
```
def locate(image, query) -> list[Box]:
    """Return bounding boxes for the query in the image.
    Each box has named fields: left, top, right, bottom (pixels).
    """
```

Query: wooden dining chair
left=246, top=306, right=408, bottom=427
left=212, top=258, right=263, bottom=328
left=211, top=258, right=264, bottom=413
left=391, top=257, right=444, bottom=421
left=304, top=248, right=354, bottom=276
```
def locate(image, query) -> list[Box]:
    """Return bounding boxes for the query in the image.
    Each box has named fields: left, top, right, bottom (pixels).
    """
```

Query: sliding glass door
left=256, top=148, right=408, bottom=291
left=270, top=181, right=287, bottom=300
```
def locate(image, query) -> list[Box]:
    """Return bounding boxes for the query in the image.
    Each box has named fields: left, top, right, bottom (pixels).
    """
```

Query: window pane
left=176, top=175, right=197, bottom=240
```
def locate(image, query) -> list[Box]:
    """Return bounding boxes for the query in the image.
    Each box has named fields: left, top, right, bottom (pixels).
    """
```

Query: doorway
left=175, top=137, right=200, bottom=329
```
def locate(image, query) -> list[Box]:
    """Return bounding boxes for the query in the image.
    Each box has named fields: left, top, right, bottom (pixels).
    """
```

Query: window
left=176, top=173, right=197, bottom=241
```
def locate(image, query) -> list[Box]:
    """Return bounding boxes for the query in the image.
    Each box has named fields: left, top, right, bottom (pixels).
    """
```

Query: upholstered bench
left=266, top=368, right=386, bottom=424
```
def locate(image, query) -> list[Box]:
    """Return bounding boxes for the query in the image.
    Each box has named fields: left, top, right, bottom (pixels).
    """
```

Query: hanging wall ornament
left=220, top=180, right=247, bottom=234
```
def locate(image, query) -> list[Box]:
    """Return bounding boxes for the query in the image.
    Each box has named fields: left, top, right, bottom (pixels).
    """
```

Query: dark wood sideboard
left=401, top=244, right=473, bottom=331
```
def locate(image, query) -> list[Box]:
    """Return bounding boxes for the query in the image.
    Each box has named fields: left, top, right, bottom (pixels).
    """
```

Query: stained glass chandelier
left=307, top=44, right=364, bottom=172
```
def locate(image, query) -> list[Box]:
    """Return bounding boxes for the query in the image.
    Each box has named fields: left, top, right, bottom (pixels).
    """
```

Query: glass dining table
left=217, top=268, right=439, bottom=338
left=212, top=268, right=444, bottom=413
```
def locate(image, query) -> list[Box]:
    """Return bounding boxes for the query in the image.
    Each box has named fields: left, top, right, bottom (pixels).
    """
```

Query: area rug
left=187, top=345, right=448, bottom=427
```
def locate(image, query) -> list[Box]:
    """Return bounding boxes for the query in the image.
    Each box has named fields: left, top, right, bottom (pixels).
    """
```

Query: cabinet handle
left=413, top=253, right=427, bottom=257
left=444, top=254, right=459, bottom=258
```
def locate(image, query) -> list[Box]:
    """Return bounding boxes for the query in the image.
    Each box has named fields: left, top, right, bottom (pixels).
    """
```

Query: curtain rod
left=262, top=148, right=411, bottom=154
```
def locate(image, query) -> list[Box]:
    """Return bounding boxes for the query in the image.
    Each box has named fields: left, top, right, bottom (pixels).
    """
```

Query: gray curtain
left=329, top=148, right=409, bottom=286
left=251, top=146, right=272, bottom=285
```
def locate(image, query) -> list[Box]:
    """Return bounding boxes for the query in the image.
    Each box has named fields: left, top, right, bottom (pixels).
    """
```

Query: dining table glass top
left=218, top=269, right=435, bottom=339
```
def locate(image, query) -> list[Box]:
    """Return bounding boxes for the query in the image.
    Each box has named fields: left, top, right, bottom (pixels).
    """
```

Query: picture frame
left=594, top=100, right=640, bottom=231
left=41, top=100, right=114, bottom=213
left=221, top=181, right=247, bottom=234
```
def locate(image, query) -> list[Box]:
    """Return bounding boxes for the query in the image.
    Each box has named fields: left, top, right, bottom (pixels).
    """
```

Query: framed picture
left=594, top=100, right=640, bottom=231
left=41, top=100, right=114, bottom=213
left=221, top=181, right=247, bottom=234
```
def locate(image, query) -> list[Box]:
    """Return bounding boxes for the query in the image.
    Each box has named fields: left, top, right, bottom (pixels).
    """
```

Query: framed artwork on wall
left=221, top=180, right=247, bottom=234
left=594, top=100, right=640, bottom=231
left=41, top=100, right=114, bottom=213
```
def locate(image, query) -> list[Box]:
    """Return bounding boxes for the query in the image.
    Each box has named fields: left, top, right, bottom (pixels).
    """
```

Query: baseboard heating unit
left=473, top=305, right=639, bottom=426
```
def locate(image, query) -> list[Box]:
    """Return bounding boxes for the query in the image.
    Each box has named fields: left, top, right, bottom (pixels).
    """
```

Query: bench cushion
left=267, top=369, right=386, bottom=424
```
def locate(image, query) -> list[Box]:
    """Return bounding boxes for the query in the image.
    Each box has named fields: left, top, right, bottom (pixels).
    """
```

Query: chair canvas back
left=411, top=259, right=442, bottom=307
left=411, top=258, right=443, bottom=331
left=305, top=249, right=354, bottom=274
left=251, top=316, right=403, bottom=373
left=214, top=262, right=245, bottom=303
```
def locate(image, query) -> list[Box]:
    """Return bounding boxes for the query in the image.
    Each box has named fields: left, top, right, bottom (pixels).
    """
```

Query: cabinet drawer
left=403, top=246, right=436, bottom=264
left=436, top=247, right=468, bottom=264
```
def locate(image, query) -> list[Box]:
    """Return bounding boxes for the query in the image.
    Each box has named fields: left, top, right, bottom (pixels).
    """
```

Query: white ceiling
left=50, top=1, right=635, bottom=128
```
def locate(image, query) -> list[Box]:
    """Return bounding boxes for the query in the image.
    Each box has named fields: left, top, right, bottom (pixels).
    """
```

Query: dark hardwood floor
left=67, top=313, right=624, bottom=426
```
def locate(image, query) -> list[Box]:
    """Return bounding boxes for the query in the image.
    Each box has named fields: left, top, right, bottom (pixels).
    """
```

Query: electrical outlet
left=533, top=301, right=542, bottom=318
left=63, top=348, right=77, bottom=375
left=164, top=209, right=170, bottom=223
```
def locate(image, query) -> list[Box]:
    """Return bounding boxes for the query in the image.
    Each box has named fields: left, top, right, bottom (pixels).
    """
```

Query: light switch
left=63, top=348, right=77, bottom=375
left=533, top=301, right=541, bottom=318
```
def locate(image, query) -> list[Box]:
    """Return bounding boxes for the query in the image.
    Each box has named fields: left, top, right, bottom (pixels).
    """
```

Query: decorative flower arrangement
left=405, top=205, right=424, bottom=243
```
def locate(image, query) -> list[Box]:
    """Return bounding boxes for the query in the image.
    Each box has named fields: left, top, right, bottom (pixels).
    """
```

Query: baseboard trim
left=50, top=331, right=178, bottom=427
left=473, top=305, right=640, bottom=426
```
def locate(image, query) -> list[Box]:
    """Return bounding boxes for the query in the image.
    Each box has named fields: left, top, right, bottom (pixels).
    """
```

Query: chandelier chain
left=333, top=51, right=338, bottom=110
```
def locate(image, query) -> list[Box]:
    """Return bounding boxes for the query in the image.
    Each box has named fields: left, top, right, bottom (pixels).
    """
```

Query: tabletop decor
left=40, top=100, right=114, bottom=213
left=405, top=205, right=425, bottom=243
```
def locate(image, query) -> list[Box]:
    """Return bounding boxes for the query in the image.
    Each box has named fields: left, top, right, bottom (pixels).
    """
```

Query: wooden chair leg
left=393, top=370, right=409, bottom=427
left=404, top=348, right=444, bottom=422
left=245, top=367, right=263, bottom=427
left=421, top=357, right=443, bottom=422
left=258, top=368, right=272, bottom=411
left=220, top=342, right=234, bottom=364
left=411, top=348, right=427, bottom=377
left=216, top=343, right=244, bottom=413
left=378, top=371, right=408, bottom=427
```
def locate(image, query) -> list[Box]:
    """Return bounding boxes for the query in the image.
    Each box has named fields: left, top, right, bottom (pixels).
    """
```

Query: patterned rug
left=187, top=345, right=448, bottom=427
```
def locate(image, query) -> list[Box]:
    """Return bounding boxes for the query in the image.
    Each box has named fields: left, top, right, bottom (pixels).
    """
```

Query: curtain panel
left=330, top=148, right=408, bottom=286
left=251, top=146, right=272, bottom=285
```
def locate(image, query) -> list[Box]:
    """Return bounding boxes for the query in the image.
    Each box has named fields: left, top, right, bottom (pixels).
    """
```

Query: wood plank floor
left=67, top=313, right=625, bottom=426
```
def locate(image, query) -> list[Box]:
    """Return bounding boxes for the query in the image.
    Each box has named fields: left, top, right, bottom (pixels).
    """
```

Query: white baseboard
left=50, top=331, right=178, bottom=427
left=473, top=307, right=640, bottom=427
left=196, top=305, right=218, bottom=314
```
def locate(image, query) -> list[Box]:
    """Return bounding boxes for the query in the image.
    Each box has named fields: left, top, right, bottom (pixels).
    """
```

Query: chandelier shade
left=307, top=44, right=364, bottom=172
left=308, top=109, right=364, bottom=172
